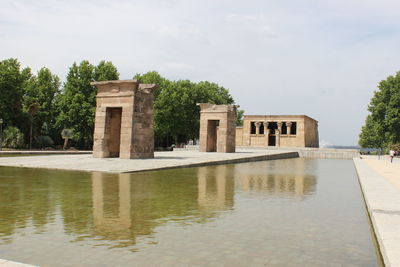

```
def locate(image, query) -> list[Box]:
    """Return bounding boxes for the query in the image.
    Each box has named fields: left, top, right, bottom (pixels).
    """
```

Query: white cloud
left=225, top=13, right=276, bottom=37
left=1, top=0, right=400, bottom=145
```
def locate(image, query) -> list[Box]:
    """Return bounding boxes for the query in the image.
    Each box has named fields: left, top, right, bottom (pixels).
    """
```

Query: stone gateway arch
left=91, top=80, right=157, bottom=159
left=198, top=103, right=238, bottom=153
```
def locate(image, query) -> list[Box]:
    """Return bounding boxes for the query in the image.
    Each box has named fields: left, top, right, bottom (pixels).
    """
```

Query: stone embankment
left=176, top=146, right=359, bottom=159
left=0, top=149, right=298, bottom=173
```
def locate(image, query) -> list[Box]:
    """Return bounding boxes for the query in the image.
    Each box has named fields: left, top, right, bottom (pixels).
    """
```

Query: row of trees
left=359, top=71, right=400, bottom=150
left=0, top=58, right=241, bottom=149
left=134, top=71, right=241, bottom=147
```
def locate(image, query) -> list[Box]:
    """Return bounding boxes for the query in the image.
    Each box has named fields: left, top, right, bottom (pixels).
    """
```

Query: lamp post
left=0, top=118, right=3, bottom=151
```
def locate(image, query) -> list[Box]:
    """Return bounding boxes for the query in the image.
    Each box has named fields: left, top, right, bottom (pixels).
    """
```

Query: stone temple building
left=236, top=115, right=319, bottom=148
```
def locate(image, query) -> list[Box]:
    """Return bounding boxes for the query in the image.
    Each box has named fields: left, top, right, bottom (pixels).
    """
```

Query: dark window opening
left=250, top=122, right=256, bottom=134
left=259, top=123, right=264, bottom=134
left=281, top=123, right=287, bottom=134
left=268, top=122, right=277, bottom=134
left=291, top=122, right=297, bottom=135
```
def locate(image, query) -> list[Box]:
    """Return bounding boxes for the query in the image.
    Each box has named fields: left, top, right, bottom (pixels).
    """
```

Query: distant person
left=390, top=150, right=395, bottom=163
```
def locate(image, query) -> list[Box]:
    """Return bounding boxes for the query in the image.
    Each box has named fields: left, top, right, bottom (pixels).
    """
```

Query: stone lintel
left=139, top=84, right=158, bottom=93
left=197, top=103, right=239, bottom=113
left=91, top=79, right=139, bottom=86
left=92, top=80, right=157, bottom=97
left=244, top=114, right=318, bottom=123
left=96, top=93, right=134, bottom=99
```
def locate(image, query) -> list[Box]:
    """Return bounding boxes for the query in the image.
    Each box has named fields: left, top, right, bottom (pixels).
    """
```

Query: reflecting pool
left=0, top=158, right=382, bottom=266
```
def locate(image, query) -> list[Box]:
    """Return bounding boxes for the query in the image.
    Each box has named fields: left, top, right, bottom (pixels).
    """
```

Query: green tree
left=154, top=80, right=195, bottom=143
left=236, top=109, right=245, bottom=126
left=94, top=60, right=119, bottom=81
left=359, top=72, right=400, bottom=148
left=23, top=67, right=61, bottom=144
left=134, top=71, right=169, bottom=99
left=0, top=58, right=31, bottom=128
left=56, top=60, right=119, bottom=149
left=135, top=71, right=235, bottom=145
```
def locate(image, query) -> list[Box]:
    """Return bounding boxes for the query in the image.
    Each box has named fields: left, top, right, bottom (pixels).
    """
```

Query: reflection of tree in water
left=57, top=171, right=94, bottom=236
left=0, top=165, right=234, bottom=249
left=0, top=167, right=56, bottom=244
left=0, top=160, right=313, bottom=249
left=0, top=167, right=95, bottom=244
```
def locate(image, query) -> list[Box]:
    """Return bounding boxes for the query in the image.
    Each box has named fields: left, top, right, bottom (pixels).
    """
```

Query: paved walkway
left=0, top=149, right=298, bottom=173
left=0, top=150, right=91, bottom=156
left=354, top=156, right=400, bottom=267
left=0, top=259, right=38, bottom=267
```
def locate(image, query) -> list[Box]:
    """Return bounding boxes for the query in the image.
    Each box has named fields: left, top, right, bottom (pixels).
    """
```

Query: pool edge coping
left=353, top=158, right=400, bottom=267
left=0, top=151, right=300, bottom=174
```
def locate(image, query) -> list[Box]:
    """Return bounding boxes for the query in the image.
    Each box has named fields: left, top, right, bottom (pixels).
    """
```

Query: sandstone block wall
left=91, top=80, right=157, bottom=159
left=237, top=115, right=319, bottom=148
left=198, top=103, right=238, bottom=153
left=304, top=116, right=319, bottom=148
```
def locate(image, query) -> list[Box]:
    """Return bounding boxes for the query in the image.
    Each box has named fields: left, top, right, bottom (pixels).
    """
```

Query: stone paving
left=0, top=259, right=38, bottom=267
left=0, top=150, right=91, bottom=155
left=354, top=155, right=400, bottom=267
left=0, top=149, right=298, bottom=173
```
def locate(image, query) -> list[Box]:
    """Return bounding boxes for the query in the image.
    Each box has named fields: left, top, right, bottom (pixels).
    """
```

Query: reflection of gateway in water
left=91, top=172, right=158, bottom=245
left=197, top=165, right=235, bottom=210
left=91, top=169, right=232, bottom=244
left=92, top=173, right=132, bottom=231
left=90, top=159, right=315, bottom=246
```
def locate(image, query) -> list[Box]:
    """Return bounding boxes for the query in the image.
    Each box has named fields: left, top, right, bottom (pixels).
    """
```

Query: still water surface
left=0, top=158, right=382, bottom=266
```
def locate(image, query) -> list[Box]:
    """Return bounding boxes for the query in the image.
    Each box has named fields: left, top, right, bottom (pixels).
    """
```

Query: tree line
left=0, top=58, right=242, bottom=150
left=359, top=71, right=400, bottom=151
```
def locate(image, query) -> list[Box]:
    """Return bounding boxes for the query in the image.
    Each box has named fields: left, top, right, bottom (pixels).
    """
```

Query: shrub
left=33, top=136, right=54, bottom=149
left=1, top=126, right=25, bottom=149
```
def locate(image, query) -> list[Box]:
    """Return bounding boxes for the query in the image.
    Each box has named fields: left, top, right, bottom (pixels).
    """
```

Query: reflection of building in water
left=92, top=172, right=131, bottom=231
left=197, top=165, right=234, bottom=210
left=233, top=159, right=317, bottom=199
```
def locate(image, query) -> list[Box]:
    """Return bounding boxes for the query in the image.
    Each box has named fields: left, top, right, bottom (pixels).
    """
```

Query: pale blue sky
left=1, top=0, right=400, bottom=146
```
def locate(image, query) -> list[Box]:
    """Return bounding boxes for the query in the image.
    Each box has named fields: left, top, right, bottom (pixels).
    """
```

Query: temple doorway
left=206, top=120, right=219, bottom=152
left=268, top=135, right=276, bottom=146
left=105, top=107, right=122, bottom=157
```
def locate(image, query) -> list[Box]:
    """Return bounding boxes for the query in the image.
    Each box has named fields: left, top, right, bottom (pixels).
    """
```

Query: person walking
left=390, top=149, right=395, bottom=163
